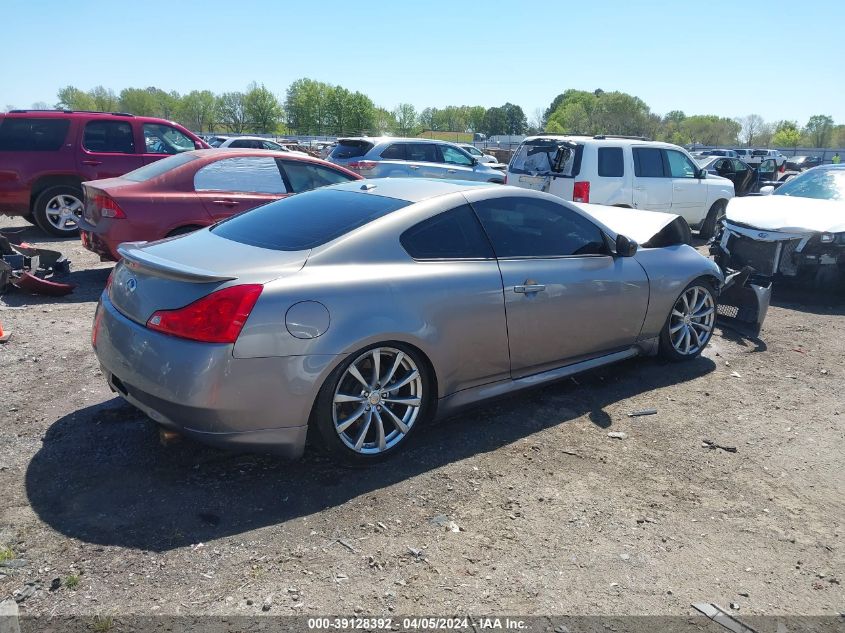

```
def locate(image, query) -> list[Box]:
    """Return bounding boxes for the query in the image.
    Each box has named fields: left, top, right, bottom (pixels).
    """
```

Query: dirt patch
left=0, top=215, right=842, bottom=618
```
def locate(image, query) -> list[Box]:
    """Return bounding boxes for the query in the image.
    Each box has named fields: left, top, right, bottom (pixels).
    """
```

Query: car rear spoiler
left=716, top=266, right=771, bottom=337
left=117, top=242, right=237, bottom=283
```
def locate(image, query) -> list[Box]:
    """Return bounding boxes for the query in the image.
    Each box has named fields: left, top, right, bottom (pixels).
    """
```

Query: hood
left=725, top=194, right=845, bottom=233
left=574, top=203, right=690, bottom=247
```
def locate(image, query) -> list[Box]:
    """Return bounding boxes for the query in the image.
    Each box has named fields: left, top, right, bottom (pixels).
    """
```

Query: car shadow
left=0, top=266, right=111, bottom=306
left=25, top=355, right=714, bottom=552
left=770, top=282, right=845, bottom=316
left=0, top=223, right=81, bottom=246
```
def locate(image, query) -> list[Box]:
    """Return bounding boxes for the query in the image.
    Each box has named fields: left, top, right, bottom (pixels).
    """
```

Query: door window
left=633, top=148, right=666, bottom=177
left=82, top=121, right=135, bottom=154
left=597, top=147, right=624, bottom=177
left=194, top=156, right=288, bottom=193
left=472, top=197, right=608, bottom=258
left=278, top=160, right=356, bottom=193
left=732, top=159, right=747, bottom=172
left=406, top=143, right=439, bottom=162
left=379, top=144, right=407, bottom=160
left=400, top=205, right=494, bottom=260
left=665, top=150, right=697, bottom=178
left=439, top=145, right=474, bottom=166
left=143, top=123, right=195, bottom=154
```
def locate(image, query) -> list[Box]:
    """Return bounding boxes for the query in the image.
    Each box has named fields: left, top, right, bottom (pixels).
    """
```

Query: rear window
left=752, top=150, right=768, bottom=156
left=510, top=140, right=579, bottom=176
left=597, top=147, right=624, bottom=177
left=122, top=152, right=198, bottom=182
left=330, top=140, right=374, bottom=160
left=0, top=117, right=70, bottom=151
left=212, top=189, right=410, bottom=251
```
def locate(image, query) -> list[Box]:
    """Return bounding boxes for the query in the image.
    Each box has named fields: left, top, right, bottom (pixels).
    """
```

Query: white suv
left=506, top=135, right=735, bottom=238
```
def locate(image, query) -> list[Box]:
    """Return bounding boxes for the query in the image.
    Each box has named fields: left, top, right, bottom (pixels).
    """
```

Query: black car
left=699, top=156, right=779, bottom=196
left=785, top=155, right=823, bottom=171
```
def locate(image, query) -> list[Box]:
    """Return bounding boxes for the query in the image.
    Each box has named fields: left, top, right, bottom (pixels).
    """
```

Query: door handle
left=514, top=284, right=546, bottom=294
left=447, top=169, right=457, bottom=173
left=408, top=165, right=420, bottom=170
left=634, top=186, right=645, bottom=191
left=82, top=159, right=102, bottom=166
left=211, top=200, right=239, bottom=206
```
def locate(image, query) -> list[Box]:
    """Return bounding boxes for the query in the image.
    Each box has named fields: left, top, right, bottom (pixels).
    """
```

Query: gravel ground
left=0, top=215, right=842, bottom=621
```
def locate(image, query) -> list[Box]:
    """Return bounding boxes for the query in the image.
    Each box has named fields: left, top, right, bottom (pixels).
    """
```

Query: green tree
left=347, top=91, right=375, bottom=135
left=481, top=106, right=507, bottom=136
left=145, top=88, right=180, bottom=119
left=465, top=106, right=486, bottom=133
left=771, top=120, right=801, bottom=148
left=501, top=103, right=527, bottom=134
left=804, top=114, right=834, bottom=148
left=89, top=86, right=118, bottom=112
left=244, top=83, right=282, bottom=134
left=178, top=90, right=219, bottom=133
left=419, top=107, right=437, bottom=131
left=393, top=103, right=417, bottom=136
left=119, top=88, right=159, bottom=116
left=56, top=85, right=96, bottom=110
left=217, top=92, right=248, bottom=133
left=285, top=78, right=327, bottom=135
left=374, top=107, right=397, bottom=135
left=325, top=85, right=351, bottom=135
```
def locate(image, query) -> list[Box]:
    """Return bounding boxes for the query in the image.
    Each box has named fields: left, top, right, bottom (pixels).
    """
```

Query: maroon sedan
left=78, top=149, right=361, bottom=261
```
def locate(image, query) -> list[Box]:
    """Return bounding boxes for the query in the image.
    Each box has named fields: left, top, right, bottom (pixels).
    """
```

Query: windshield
left=510, top=139, right=578, bottom=176
left=774, top=168, right=845, bottom=200
left=212, top=189, right=410, bottom=251
left=122, top=152, right=198, bottom=182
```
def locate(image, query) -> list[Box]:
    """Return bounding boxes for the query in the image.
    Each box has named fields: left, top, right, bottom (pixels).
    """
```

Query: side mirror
left=195, top=140, right=205, bottom=149
left=695, top=168, right=706, bottom=179
left=615, top=234, right=638, bottom=257
left=759, top=185, right=775, bottom=196
left=471, top=157, right=478, bottom=166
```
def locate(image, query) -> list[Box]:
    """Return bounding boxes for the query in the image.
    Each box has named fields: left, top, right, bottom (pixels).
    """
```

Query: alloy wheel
left=669, top=286, right=715, bottom=356
left=332, top=347, right=423, bottom=455
left=45, top=194, right=83, bottom=232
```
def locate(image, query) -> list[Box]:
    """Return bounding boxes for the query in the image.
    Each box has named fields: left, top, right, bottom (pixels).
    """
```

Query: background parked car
left=92, top=179, right=721, bottom=463
left=0, top=110, right=208, bottom=236
left=699, top=156, right=779, bottom=196
left=747, top=149, right=786, bottom=168
left=734, top=149, right=754, bottom=162
left=459, top=143, right=500, bottom=165
left=326, top=137, right=505, bottom=183
left=507, top=135, right=735, bottom=238
left=78, top=149, right=360, bottom=261
left=785, top=155, right=823, bottom=171
left=712, top=165, right=845, bottom=288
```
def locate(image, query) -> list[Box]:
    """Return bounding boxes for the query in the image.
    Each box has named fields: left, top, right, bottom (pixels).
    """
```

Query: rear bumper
left=93, top=293, right=337, bottom=458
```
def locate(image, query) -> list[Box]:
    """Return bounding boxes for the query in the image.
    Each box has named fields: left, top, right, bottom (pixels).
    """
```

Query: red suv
left=0, top=110, right=208, bottom=236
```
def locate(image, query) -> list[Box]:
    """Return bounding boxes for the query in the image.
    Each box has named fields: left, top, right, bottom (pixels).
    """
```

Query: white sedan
left=459, top=143, right=500, bottom=165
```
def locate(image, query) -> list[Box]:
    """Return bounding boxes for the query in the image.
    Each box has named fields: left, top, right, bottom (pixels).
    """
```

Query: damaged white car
left=712, top=165, right=845, bottom=289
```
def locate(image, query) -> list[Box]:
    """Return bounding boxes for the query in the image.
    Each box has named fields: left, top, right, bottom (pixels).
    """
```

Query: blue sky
left=2, top=0, right=843, bottom=125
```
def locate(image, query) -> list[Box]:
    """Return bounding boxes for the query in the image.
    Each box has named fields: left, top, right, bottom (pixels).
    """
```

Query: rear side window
left=212, top=189, right=410, bottom=251
left=379, top=144, right=406, bottom=160
left=278, top=160, right=356, bottom=193
left=330, top=140, right=374, bottom=160
left=0, top=117, right=70, bottom=151
left=123, top=152, right=198, bottom=182
left=406, top=143, right=439, bottom=162
left=194, top=156, right=288, bottom=193
left=401, top=205, right=494, bottom=260
left=633, top=148, right=666, bottom=177
left=83, top=121, right=136, bottom=154
left=597, top=147, right=624, bottom=177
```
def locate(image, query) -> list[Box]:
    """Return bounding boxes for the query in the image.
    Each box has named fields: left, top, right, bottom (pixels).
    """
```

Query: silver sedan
left=92, top=179, right=722, bottom=464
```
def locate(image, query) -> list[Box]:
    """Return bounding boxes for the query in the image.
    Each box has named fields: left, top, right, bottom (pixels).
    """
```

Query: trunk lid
left=82, top=179, right=139, bottom=225
left=109, top=229, right=308, bottom=325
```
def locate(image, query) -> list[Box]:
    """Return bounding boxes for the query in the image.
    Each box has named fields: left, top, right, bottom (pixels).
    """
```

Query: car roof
left=0, top=110, right=185, bottom=126
left=338, top=136, right=459, bottom=146
left=521, top=134, right=676, bottom=148
left=325, top=177, right=497, bottom=202
left=224, top=136, right=276, bottom=142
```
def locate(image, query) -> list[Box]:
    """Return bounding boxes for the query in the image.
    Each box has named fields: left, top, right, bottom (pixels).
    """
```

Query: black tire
left=32, top=185, right=84, bottom=237
left=699, top=200, right=726, bottom=240
left=658, top=279, right=717, bottom=362
left=312, top=342, right=433, bottom=465
left=166, top=225, right=202, bottom=237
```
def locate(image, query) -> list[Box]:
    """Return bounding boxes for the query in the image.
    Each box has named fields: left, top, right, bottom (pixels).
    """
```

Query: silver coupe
left=92, top=179, right=723, bottom=464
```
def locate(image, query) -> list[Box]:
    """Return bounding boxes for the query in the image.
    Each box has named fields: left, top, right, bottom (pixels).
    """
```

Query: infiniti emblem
left=126, top=277, right=137, bottom=293
left=757, top=232, right=769, bottom=238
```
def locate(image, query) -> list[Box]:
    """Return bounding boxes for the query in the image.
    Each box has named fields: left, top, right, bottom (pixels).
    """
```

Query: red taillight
left=573, top=181, right=590, bottom=203
left=779, top=164, right=785, bottom=173
left=94, top=194, right=126, bottom=219
left=91, top=302, right=103, bottom=348
left=146, top=284, right=263, bottom=344
left=347, top=160, right=377, bottom=171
